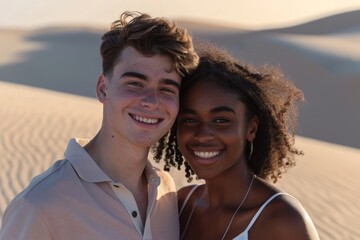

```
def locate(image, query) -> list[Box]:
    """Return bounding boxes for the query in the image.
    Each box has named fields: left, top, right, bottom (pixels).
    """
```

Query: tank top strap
left=244, top=192, right=291, bottom=232
left=179, top=185, right=201, bottom=216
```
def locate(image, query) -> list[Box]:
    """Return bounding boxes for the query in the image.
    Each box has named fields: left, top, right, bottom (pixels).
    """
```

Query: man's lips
left=129, top=113, right=163, bottom=124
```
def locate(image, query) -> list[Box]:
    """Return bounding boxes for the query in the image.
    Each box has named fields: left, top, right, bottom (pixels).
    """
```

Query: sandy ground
left=1, top=10, right=360, bottom=239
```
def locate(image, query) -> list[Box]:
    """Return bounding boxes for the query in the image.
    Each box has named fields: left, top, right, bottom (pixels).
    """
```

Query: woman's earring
left=248, top=141, right=253, bottom=160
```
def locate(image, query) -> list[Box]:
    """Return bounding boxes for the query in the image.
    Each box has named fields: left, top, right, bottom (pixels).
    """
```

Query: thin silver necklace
left=221, top=175, right=255, bottom=240
left=180, top=175, right=256, bottom=240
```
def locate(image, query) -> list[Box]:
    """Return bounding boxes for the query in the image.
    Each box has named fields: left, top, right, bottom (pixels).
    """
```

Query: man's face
left=97, top=46, right=181, bottom=148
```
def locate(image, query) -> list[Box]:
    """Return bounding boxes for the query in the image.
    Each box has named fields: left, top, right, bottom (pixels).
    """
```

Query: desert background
left=1, top=1, right=360, bottom=239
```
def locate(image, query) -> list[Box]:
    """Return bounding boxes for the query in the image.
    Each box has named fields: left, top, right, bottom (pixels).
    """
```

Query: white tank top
left=179, top=185, right=289, bottom=240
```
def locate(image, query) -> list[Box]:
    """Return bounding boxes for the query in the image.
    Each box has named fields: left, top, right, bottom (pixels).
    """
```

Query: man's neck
left=84, top=130, right=152, bottom=224
left=84, top=131, right=150, bottom=185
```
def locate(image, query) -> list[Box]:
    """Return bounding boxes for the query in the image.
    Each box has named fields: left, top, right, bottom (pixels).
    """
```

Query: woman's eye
left=179, top=118, right=197, bottom=124
left=214, top=118, right=230, bottom=123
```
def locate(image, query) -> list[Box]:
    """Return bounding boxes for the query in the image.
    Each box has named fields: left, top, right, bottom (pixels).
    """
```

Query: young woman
left=153, top=45, right=320, bottom=240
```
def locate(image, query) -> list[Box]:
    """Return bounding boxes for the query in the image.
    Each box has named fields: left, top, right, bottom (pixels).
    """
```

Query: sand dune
left=0, top=28, right=102, bottom=97
left=267, top=9, right=360, bottom=34
left=0, top=81, right=101, bottom=218
left=1, top=10, right=360, bottom=239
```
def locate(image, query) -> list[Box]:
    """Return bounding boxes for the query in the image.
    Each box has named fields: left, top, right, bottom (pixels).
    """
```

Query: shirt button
left=132, top=211, right=137, bottom=218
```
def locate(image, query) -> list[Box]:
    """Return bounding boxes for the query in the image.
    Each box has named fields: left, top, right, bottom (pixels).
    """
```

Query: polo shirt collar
left=144, top=161, right=161, bottom=187
left=64, top=138, right=112, bottom=183
left=64, top=138, right=161, bottom=186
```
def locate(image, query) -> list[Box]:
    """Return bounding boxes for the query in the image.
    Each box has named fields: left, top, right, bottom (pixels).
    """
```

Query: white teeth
left=194, top=151, right=219, bottom=159
left=133, top=115, right=159, bottom=124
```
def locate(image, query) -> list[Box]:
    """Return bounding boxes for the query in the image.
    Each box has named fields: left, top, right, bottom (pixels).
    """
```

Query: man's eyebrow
left=120, top=72, right=180, bottom=89
left=161, top=79, right=180, bottom=90
left=121, top=72, right=146, bottom=80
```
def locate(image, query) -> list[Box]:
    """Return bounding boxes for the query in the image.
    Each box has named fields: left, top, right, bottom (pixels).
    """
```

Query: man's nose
left=140, top=88, right=160, bottom=109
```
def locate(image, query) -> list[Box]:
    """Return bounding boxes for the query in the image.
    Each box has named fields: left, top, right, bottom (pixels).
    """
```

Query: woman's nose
left=193, top=123, right=214, bottom=142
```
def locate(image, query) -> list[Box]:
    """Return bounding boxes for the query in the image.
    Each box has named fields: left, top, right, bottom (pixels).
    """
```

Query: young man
left=0, top=11, right=198, bottom=240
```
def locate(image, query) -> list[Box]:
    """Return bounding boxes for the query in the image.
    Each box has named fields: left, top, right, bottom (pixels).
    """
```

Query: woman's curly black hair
left=152, top=44, right=304, bottom=183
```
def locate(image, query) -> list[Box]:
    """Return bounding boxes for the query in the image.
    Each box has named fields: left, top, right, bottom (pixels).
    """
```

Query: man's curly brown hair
left=152, top=44, right=304, bottom=183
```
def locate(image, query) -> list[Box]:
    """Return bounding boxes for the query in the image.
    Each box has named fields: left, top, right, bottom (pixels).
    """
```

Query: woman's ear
left=246, top=115, right=259, bottom=142
left=96, top=74, right=107, bottom=103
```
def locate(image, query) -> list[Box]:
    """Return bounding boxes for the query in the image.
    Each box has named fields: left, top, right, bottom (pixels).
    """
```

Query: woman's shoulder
left=178, top=184, right=200, bottom=198
left=252, top=191, right=320, bottom=240
left=177, top=184, right=204, bottom=212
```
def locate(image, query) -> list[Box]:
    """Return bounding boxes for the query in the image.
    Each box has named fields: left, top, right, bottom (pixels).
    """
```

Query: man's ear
left=246, top=115, right=259, bottom=142
left=96, top=74, right=107, bottom=103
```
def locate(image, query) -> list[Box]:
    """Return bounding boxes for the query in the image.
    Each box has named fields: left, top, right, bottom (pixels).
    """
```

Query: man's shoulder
left=152, top=165, right=172, bottom=179
left=10, top=159, right=73, bottom=206
left=151, top=165, right=177, bottom=190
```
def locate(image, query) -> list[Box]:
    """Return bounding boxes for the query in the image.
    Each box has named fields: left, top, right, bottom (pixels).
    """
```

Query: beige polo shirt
left=0, top=138, right=179, bottom=240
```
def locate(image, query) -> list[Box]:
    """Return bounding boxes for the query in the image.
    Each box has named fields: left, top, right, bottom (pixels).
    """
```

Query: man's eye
left=160, top=87, right=177, bottom=95
left=128, top=82, right=143, bottom=88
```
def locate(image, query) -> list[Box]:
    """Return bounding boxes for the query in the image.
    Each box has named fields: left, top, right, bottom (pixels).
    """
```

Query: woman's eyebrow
left=180, top=106, right=235, bottom=114
left=210, top=106, right=235, bottom=114
left=179, top=108, right=195, bottom=114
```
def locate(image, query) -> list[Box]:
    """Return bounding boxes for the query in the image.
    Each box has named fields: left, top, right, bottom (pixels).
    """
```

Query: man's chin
left=132, top=136, right=161, bottom=148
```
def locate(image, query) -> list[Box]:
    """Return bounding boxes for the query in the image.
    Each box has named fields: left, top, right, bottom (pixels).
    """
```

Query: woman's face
left=177, top=79, right=258, bottom=180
